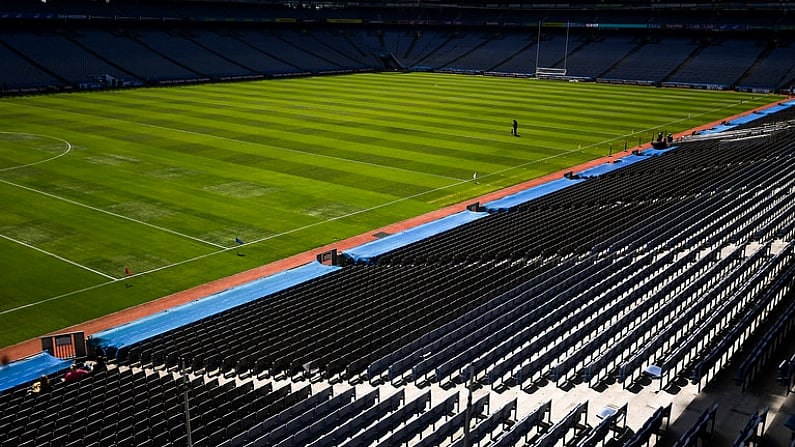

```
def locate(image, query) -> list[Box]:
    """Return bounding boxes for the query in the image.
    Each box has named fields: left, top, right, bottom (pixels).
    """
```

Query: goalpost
left=534, top=20, right=570, bottom=79
left=535, top=67, right=568, bottom=79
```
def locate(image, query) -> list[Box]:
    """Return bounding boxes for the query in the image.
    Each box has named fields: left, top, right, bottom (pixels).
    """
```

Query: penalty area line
left=0, top=280, right=115, bottom=316
left=0, top=178, right=226, bottom=249
left=0, top=233, right=117, bottom=281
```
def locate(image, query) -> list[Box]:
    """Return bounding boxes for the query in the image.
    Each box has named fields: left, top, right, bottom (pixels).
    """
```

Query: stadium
left=1, top=0, right=795, bottom=446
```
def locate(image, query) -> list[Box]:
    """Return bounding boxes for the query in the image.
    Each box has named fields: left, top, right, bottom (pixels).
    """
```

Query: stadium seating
left=531, top=401, right=589, bottom=447
left=732, top=407, right=769, bottom=447
left=689, top=244, right=795, bottom=381
left=665, top=39, right=764, bottom=89
left=3, top=6, right=795, bottom=440
left=375, top=391, right=459, bottom=446
left=412, top=393, right=489, bottom=447
left=739, top=44, right=795, bottom=90
left=339, top=390, right=430, bottom=447
left=601, top=38, right=695, bottom=84
left=735, top=286, right=795, bottom=391
left=576, top=403, right=627, bottom=447
left=239, top=386, right=336, bottom=445
left=778, top=354, right=795, bottom=395
left=454, top=33, right=537, bottom=74
left=655, top=244, right=792, bottom=390
left=447, top=398, right=516, bottom=447
left=562, top=35, right=638, bottom=79
left=0, top=30, right=129, bottom=87
left=490, top=400, right=552, bottom=447
left=274, top=389, right=379, bottom=447
left=0, top=365, right=319, bottom=447
left=3, top=5, right=792, bottom=94
left=69, top=29, right=194, bottom=83
left=306, top=389, right=401, bottom=446
left=4, top=119, right=792, bottom=445
left=367, top=258, right=568, bottom=382
left=671, top=404, right=718, bottom=447
left=616, top=245, right=759, bottom=389
left=623, top=404, right=671, bottom=447
left=0, top=41, right=63, bottom=90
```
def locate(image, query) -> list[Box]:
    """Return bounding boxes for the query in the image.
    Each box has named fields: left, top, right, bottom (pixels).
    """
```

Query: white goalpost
left=534, top=20, right=570, bottom=79
left=535, top=67, right=568, bottom=79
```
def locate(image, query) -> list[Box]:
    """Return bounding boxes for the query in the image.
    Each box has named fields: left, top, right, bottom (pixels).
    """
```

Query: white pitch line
left=0, top=132, right=72, bottom=172
left=0, top=233, right=117, bottom=280
left=0, top=279, right=115, bottom=316
left=0, top=180, right=479, bottom=314
left=0, top=165, right=501, bottom=315
left=0, top=94, right=778, bottom=314
left=0, top=129, right=224, bottom=249
left=0, top=178, right=226, bottom=249
left=10, top=102, right=464, bottom=182
left=11, top=95, right=773, bottom=286
left=485, top=95, right=780, bottom=180
left=134, top=121, right=465, bottom=181
left=100, top=178, right=480, bottom=279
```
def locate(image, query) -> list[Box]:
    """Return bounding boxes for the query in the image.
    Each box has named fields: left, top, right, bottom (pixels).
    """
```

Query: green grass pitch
left=0, top=72, right=782, bottom=349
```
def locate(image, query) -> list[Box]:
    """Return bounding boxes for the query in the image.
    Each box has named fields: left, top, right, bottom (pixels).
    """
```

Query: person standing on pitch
left=512, top=120, right=518, bottom=136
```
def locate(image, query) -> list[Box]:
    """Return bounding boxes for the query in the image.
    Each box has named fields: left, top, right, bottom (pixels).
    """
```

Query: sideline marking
left=0, top=173, right=483, bottom=316
left=0, top=131, right=72, bottom=172
left=0, top=233, right=116, bottom=280
left=485, top=97, right=779, bottom=181
left=72, top=91, right=777, bottom=178
left=0, top=94, right=780, bottom=315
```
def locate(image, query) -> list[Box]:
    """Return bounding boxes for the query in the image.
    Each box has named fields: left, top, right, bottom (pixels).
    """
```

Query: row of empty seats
left=3, top=25, right=794, bottom=92
left=0, top=365, right=312, bottom=447
left=117, top=262, right=548, bottom=383
left=107, top=117, right=795, bottom=409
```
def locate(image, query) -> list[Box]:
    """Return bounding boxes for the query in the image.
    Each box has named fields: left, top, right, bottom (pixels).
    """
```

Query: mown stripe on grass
left=0, top=73, right=781, bottom=349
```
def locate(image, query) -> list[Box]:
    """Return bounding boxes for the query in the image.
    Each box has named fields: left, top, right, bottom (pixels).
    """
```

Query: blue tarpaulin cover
left=342, top=210, right=487, bottom=264
left=484, top=177, right=584, bottom=212
left=577, top=152, right=661, bottom=177
left=640, top=146, right=678, bottom=156
left=729, top=112, right=764, bottom=125
left=0, top=352, right=72, bottom=393
left=90, top=261, right=339, bottom=353
left=697, top=101, right=794, bottom=135
left=578, top=160, right=628, bottom=178
left=759, top=102, right=794, bottom=115
left=699, top=124, right=735, bottom=135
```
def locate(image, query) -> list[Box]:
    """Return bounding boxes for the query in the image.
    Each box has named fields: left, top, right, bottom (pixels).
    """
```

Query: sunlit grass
left=0, top=72, right=781, bottom=348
